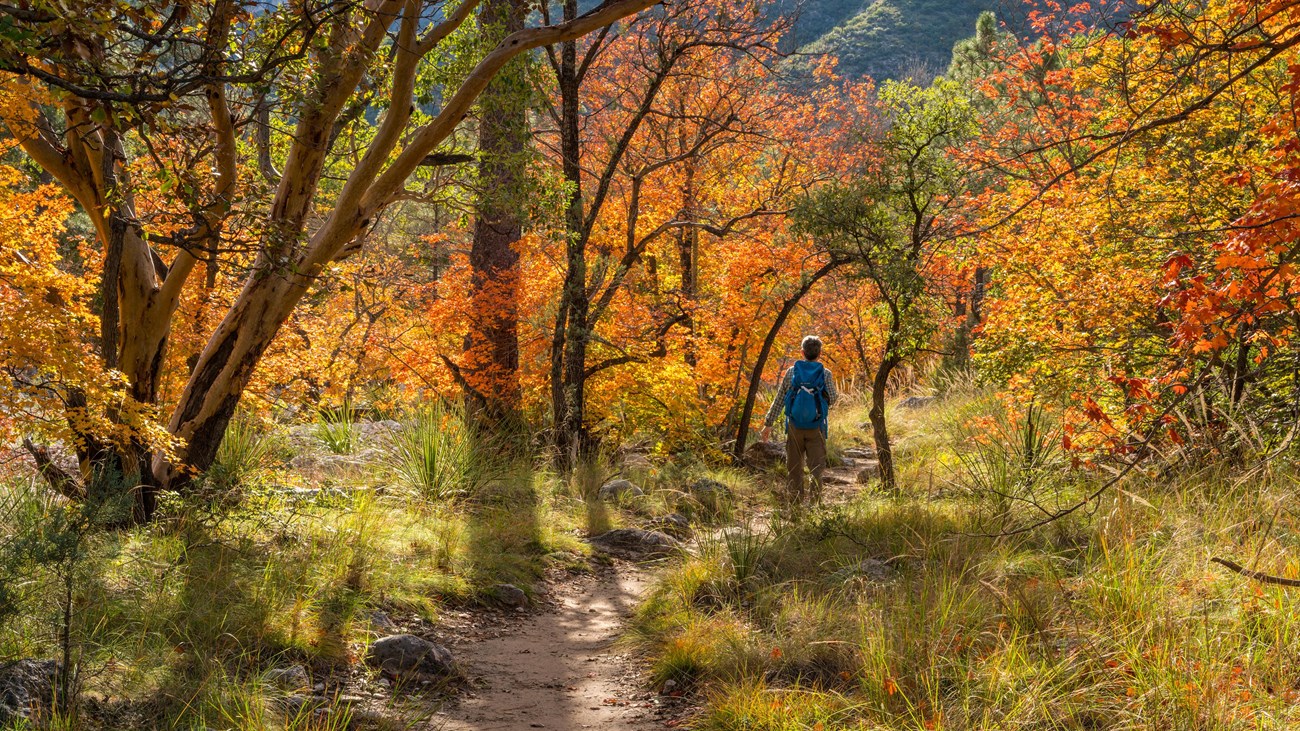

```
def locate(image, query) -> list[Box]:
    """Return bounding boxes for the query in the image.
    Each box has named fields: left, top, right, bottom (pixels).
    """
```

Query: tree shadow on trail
left=462, top=462, right=548, bottom=598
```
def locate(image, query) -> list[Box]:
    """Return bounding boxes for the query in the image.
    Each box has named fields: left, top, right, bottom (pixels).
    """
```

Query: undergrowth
left=632, top=390, right=1300, bottom=730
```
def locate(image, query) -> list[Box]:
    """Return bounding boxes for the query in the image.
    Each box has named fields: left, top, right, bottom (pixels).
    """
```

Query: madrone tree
left=0, top=0, right=657, bottom=518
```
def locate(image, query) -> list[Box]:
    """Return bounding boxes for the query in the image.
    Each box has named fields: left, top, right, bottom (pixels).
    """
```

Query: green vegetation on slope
left=790, top=0, right=1002, bottom=81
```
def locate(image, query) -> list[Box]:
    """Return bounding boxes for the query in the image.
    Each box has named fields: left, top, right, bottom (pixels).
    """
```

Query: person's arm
left=763, top=369, right=791, bottom=429
left=824, top=367, right=839, bottom=406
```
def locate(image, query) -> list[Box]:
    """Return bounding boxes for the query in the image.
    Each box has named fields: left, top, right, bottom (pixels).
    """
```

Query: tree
left=463, top=0, right=531, bottom=423
left=795, top=78, right=977, bottom=490
left=0, top=0, right=658, bottom=515
left=966, top=0, right=1300, bottom=458
left=537, top=0, right=788, bottom=465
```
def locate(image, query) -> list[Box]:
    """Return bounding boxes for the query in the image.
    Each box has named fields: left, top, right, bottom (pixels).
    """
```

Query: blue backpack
left=784, top=360, right=827, bottom=431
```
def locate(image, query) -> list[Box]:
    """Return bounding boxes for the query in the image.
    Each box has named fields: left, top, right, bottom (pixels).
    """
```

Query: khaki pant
left=786, top=427, right=827, bottom=505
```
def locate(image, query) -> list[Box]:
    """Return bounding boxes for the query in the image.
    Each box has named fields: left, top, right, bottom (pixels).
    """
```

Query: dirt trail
left=431, top=447, right=875, bottom=731
left=435, top=565, right=675, bottom=731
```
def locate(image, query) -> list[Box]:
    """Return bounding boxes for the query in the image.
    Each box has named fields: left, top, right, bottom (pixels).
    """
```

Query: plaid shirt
left=764, top=362, right=839, bottom=428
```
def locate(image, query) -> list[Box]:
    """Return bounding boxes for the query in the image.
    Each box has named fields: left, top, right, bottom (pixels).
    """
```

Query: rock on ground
left=265, top=664, right=310, bottom=690
left=687, top=478, right=732, bottom=500
left=366, top=635, right=456, bottom=680
left=899, top=396, right=934, bottom=409
left=489, top=583, right=528, bottom=609
left=0, top=659, right=58, bottom=726
left=648, top=513, right=692, bottom=538
left=744, top=440, right=786, bottom=469
left=856, top=461, right=882, bottom=483
left=598, top=479, right=644, bottom=502
left=588, top=529, right=680, bottom=559
left=829, top=558, right=895, bottom=583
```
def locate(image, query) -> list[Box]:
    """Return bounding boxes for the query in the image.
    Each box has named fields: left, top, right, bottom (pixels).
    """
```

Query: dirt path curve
left=434, top=565, right=672, bottom=731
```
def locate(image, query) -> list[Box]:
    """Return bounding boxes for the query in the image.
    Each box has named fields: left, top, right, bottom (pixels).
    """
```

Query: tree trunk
left=465, top=0, right=528, bottom=423
left=732, top=260, right=843, bottom=462
left=158, top=273, right=311, bottom=487
left=678, top=160, right=698, bottom=367
left=869, top=354, right=899, bottom=492
left=550, top=0, right=592, bottom=467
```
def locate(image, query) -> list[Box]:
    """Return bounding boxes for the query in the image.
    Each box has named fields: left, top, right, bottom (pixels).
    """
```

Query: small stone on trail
left=598, top=478, right=644, bottom=502
left=367, top=634, right=456, bottom=679
left=490, top=583, right=528, bottom=608
left=587, top=528, right=680, bottom=559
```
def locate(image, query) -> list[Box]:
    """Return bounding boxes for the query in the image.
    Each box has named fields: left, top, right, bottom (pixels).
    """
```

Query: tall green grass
left=209, top=414, right=286, bottom=493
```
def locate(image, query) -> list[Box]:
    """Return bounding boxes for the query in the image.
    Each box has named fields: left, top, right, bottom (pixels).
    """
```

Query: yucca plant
left=314, top=402, right=358, bottom=455
left=387, top=403, right=484, bottom=502
left=954, top=397, right=1065, bottom=525
left=209, top=415, right=283, bottom=492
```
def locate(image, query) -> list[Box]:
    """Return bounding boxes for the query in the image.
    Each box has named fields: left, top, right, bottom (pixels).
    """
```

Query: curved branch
left=1211, top=557, right=1300, bottom=587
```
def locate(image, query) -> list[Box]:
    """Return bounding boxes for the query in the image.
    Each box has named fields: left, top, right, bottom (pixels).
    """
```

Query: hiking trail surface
left=436, top=564, right=681, bottom=730
left=433, top=443, right=876, bottom=730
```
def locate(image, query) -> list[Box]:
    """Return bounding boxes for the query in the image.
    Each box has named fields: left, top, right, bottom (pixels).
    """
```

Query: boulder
left=687, top=478, right=732, bottom=501
left=615, top=443, right=655, bottom=471
left=366, top=635, right=455, bottom=680
left=899, top=396, right=934, bottom=409
left=0, top=659, right=58, bottom=726
left=489, top=583, right=528, bottom=609
left=588, top=528, right=680, bottom=559
left=598, top=479, right=644, bottom=502
left=685, top=477, right=732, bottom=516
left=648, top=513, right=692, bottom=538
left=856, top=461, right=881, bottom=484
left=743, top=440, right=786, bottom=469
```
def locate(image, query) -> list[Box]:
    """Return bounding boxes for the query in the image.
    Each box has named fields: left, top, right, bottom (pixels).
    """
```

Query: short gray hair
left=801, top=335, right=823, bottom=360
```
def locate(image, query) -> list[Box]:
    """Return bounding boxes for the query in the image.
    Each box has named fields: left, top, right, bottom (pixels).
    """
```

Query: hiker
left=761, top=335, right=839, bottom=505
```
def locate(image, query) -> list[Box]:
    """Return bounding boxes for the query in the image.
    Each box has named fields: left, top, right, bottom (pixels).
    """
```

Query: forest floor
left=19, top=392, right=1297, bottom=730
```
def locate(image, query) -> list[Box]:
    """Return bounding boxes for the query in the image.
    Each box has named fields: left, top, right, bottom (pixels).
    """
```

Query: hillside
left=781, top=0, right=1011, bottom=80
